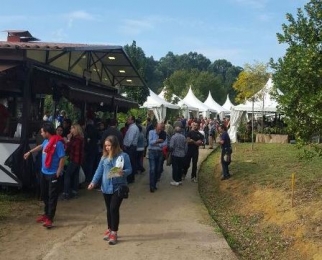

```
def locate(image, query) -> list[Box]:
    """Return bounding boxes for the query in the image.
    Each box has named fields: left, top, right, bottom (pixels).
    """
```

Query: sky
left=0, top=0, right=309, bottom=67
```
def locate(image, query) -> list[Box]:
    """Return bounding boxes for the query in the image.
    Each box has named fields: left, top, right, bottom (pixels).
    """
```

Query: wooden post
left=291, top=173, right=295, bottom=207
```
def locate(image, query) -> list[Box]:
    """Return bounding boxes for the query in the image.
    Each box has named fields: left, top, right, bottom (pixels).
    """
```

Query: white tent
left=233, top=78, right=278, bottom=112
left=222, top=94, right=234, bottom=111
left=142, top=89, right=180, bottom=122
left=204, top=91, right=230, bottom=119
left=228, top=77, right=279, bottom=142
left=158, top=89, right=181, bottom=103
left=179, top=87, right=217, bottom=118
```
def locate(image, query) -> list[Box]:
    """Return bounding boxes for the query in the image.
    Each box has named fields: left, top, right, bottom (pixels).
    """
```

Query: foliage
left=270, top=0, right=322, bottom=144
left=233, top=62, right=270, bottom=103
left=163, top=69, right=225, bottom=104
left=123, top=41, right=150, bottom=105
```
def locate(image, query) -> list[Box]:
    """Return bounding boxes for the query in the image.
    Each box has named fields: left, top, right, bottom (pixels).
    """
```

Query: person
left=208, top=121, right=215, bottom=149
left=182, top=121, right=204, bottom=182
left=61, top=124, right=84, bottom=200
left=23, top=123, right=65, bottom=228
left=123, top=115, right=139, bottom=183
left=147, top=123, right=167, bottom=192
left=169, top=126, right=187, bottom=186
left=218, top=124, right=232, bottom=180
left=0, top=102, right=10, bottom=136
left=100, top=119, right=123, bottom=148
left=136, top=125, right=145, bottom=173
left=87, top=135, right=132, bottom=245
left=83, top=119, right=100, bottom=182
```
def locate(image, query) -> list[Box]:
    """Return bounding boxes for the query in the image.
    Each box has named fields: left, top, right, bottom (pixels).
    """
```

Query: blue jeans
left=148, top=149, right=163, bottom=189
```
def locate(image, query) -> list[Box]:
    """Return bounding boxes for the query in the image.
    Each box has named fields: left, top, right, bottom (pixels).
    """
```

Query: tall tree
left=164, top=69, right=224, bottom=103
left=233, top=62, right=270, bottom=103
left=270, top=0, right=322, bottom=142
left=123, top=41, right=149, bottom=105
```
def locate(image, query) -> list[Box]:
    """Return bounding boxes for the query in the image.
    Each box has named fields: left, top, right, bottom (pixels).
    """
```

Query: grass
left=199, top=143, right=322, bottom=260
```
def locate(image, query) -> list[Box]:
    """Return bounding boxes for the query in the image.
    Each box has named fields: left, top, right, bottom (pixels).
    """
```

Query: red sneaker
left=108, top=232, right=117, bottom=245
left=43, top=218, right=53, bottom=228
left=103, top=229, right=111, bottom=241
left=36, top=215, right=48, bottom=223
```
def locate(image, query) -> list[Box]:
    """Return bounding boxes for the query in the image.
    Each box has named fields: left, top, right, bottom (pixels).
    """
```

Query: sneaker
left=170, top=181, right=180, bottom=186
left=191, top=177, right=198, bottom=183
left=103, top=229, right=111, bottom=241
left=60, top=193, right=70, bottom=200
left=108, top=232, right=117, bottom=245
left=36, top=215, right=48, bottom=223
left=43, top=218, right=53, bottom=228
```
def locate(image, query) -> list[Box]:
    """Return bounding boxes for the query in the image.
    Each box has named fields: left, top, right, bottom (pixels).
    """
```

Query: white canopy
left=158, top=88, right=181, bottom=103
left=222, top=94, right=234, bottom=111
left=233, top=78, right=278, bottom=112
left=204, top=91, right=230, bottom=119
left=228, top=77, right=279, bottom=142
left=142, top=89, right=180, bottom=122
left=179, top=87, right=216, bottom=118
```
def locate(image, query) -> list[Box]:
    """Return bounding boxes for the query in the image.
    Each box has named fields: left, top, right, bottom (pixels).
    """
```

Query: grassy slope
left=199, top=143, right=322, bottom=260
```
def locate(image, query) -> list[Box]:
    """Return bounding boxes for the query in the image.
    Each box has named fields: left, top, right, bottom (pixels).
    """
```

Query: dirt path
left=0, top=148, right=237, bottom=260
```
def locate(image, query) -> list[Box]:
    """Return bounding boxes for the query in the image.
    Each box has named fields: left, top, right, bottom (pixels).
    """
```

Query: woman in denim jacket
left=88, top=135, right=132, bottom=245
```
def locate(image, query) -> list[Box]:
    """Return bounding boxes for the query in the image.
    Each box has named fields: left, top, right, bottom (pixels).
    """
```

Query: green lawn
left=199, top=143, right=322, bottom=260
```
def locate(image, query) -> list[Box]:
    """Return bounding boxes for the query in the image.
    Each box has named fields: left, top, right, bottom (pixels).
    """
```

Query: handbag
left=117, top=185, right=129, bottom=199
left=166, top=153, right=172, bottom=166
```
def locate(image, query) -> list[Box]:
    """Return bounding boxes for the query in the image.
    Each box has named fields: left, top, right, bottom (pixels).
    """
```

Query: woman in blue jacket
left=88, top=135, right=132, bottom=245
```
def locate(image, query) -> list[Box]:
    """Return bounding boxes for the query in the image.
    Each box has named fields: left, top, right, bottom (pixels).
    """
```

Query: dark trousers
left=221, top=152, right=230, bottom=178
left=40, top=173, right=59, bottom=221
left=171, top=155, right=184, bottom=182
left=124, top=145, right=137, bottom=183
left=64, top=161, right=80, bottom=196
left=103, top=192, right=123, bottom=232
left=183, top=149, right=199, bottom=179
left=84, top=151, right=98, bottom=183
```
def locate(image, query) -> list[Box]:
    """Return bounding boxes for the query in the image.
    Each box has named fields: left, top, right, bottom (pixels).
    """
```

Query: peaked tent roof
left=204, top=91, right=230, bottom=113
left=233, top=77, right=278, bottom=112
left=179, top=87, right=217, bottom=113
left=158, top=89, right=199, bottom=112
left=158, top=88, right=181, bottom=103
left=142, top=89, right=180, bottom=109
left=222, top=94, right=234, bottom=111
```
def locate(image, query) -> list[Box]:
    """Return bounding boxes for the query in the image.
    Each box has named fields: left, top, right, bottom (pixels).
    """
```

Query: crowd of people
left=23, top=110, right=232, bottom=245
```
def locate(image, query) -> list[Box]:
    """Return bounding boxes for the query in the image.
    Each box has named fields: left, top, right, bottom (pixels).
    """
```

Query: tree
left=123, top=41, right=150, bottom=105
left=164, top=69, right=224, bottom=103
left=233, top=62, right=270, bottom=103
left=270, top=0, right=322, bottom=143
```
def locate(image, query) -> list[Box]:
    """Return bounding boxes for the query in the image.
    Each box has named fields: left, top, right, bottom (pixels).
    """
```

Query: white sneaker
left=191, top=177, right=198, bottom=183
left=170, top=181, right=180, bottom=186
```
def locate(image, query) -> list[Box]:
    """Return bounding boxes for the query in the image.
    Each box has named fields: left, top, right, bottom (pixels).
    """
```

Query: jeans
left=64, top=161, right=80, bottom=196
left=40, top=173, right=59, bottom=221
left=171, top=156, right=184, bottom=182
left=103, top=192, right=123, bottom=231
left=148, top=149, right=163, bottom=189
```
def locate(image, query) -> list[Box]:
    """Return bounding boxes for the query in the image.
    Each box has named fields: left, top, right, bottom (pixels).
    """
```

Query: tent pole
left=251, top=98, right=254, bottom=151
